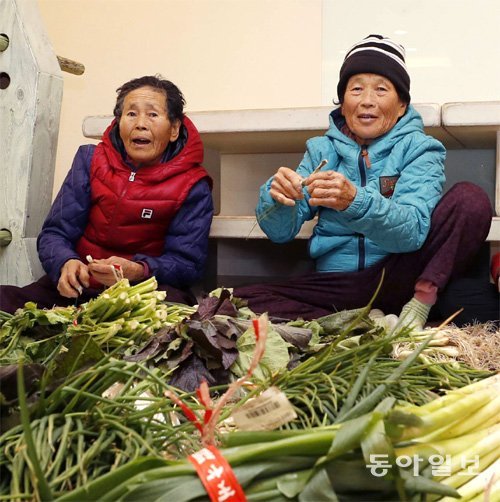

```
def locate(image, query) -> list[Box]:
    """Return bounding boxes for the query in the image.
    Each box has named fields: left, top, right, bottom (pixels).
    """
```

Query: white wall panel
left=322, top=0, right=500, bottom=104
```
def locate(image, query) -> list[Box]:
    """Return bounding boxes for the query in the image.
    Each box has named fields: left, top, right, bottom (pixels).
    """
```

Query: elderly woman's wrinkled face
left=341, top=74, right=407, bottom=141
left=119, top=86, right=180, bottom=166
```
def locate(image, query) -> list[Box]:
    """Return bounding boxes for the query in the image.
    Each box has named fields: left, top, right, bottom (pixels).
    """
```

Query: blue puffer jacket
left=256, top=105, right=446, bottom=273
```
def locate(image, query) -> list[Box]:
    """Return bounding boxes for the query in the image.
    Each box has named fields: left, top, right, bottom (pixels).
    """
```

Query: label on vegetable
left=188, top=445, right=247, bottom=502
left=230, top=386, right=297, bottom=431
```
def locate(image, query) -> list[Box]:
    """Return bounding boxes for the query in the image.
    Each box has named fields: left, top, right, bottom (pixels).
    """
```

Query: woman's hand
left=269, top=167, right=305, bottom=206
left=58, top=259, right=90, bottom=298
left=304, top=171, right=357, bottom=211
left=88, top=256, right=144, bottom=286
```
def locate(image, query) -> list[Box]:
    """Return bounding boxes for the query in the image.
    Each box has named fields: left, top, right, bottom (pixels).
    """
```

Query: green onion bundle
left=52, top=375, right=499, bottom=502
left=68, top=277, right=194, bottom=348
left=0, top=357, right=202, bottom=500
left=254, top=331, right=491, bottom=429
left=0, top=278, right=196, bottom=366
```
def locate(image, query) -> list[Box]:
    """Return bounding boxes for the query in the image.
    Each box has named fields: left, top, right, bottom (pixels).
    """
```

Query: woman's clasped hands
left=270, top=166, right=357, bottom=211
left=57, top=256, right=145, bottom=298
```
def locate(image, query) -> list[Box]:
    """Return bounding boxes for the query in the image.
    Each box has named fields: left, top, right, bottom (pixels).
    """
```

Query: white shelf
left=83, top=102, right=500, bottom=243
left=210, top=215, right=500, bottom=242
left=209, top=215, right=316, bottom=239
left=488, top=217, right=500, bottom=241
left=83, top=103, right=500, bottom=150
left=442, top=101, right=500, bottom=148
left=83, top=104, right=448, bottom=153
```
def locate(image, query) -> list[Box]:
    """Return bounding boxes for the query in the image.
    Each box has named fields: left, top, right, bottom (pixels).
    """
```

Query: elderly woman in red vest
left=0, top=75, right=213, bottom=313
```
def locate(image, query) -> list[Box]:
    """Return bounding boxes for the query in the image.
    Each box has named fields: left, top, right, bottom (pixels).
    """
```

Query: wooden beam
left=0, top=33, right=84, bottom=75
left=55, top=55, right=85, bottom=75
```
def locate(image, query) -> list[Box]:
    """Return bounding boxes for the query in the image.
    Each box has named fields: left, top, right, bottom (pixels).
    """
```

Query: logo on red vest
left=141, top=208, right=153, bottom=219
left=379, top=176, right=400, bottom=198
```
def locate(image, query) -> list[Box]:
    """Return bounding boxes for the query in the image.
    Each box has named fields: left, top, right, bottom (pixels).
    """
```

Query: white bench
left=83, top=102, right=500, bottom=242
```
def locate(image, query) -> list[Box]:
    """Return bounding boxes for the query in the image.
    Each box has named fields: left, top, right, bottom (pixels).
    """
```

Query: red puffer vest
left=75, top=116, right=210, bottom=263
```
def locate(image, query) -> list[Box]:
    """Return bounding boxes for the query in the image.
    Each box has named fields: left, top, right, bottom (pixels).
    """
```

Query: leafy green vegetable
left=232, top=324, right=292, bottom=380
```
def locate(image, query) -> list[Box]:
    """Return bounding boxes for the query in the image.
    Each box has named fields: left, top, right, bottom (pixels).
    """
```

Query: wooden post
left=0, top=0, right=63, bottom=285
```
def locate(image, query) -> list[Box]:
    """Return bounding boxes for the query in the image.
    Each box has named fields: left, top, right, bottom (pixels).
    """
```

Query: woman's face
left=119, top=86, right=180, bottom=166
left=341, top=73, right=407, bottom=141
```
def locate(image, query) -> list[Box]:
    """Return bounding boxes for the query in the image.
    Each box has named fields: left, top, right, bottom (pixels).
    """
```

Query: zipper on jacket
left=129, top=171, right=137, bottom=182
left=356, top=146, right=369, bottom=271
left=361, top=147, right=371, bottom=168
left=358, top=145, right=369, bottom=186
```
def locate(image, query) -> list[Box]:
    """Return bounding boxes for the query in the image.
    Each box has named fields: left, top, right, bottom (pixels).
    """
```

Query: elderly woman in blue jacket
left=235, top=34, right=492, bottom=328
left=0, top=75, right=213, bottom=313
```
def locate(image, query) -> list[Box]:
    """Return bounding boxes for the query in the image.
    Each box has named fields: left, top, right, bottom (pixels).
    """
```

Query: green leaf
left=327, top=413, right=375, bottom=460
left=122, top=475, right=205, bottom=502
left=322, top=399, right=395, bottom=466
left=56, top=457, right=168, bottom=501
left=386, top=409, right=424, bottom=427
left=324, top=457, right=396, bottom=494
left=399, top=469, right=460, bottom=497
left=298, top=467, right=339, bottom=501
left=48, top=334, right=105, bottom=381
left=360, top=413, right=394, bottom=465
left=315, top=307, right=372, bottom=336
left=276, top=469, right=311, bottom=498
left=37, top=306, right=75, bottom=325
left=231, top=325, right=291, bottom=379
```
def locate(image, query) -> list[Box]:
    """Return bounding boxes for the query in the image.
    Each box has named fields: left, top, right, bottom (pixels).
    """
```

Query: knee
left=445, top=182, right=493, bottom=221
left=447, top=181, right=492, bottom=207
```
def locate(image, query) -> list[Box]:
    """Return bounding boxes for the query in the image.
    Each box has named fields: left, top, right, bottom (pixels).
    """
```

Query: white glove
left=369, top=309, right=399, bottom=332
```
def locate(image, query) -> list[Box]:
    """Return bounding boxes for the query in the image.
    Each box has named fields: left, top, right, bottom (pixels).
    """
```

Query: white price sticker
left=231, top=386, right=297, bottom=431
